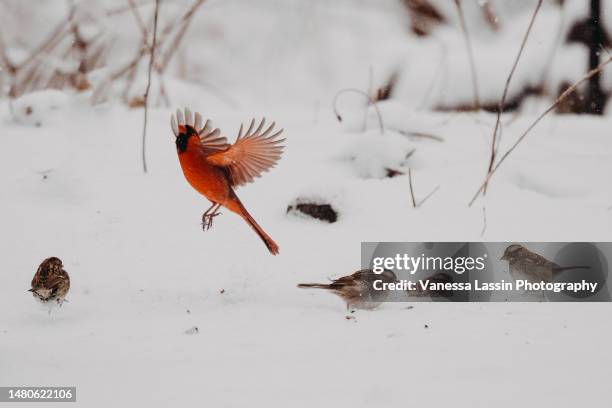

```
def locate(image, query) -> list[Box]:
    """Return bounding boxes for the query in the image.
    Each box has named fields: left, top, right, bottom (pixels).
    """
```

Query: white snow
left=1, top=0, right=612, bottom=407
left=1, top=94, right=611, bottom=406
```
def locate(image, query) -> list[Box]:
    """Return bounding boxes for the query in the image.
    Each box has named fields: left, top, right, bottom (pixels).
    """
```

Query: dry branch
left=469, top=53, right=612, bottom=206
left=141, top=0, right=160, bottom=173
left=107, top=0, right=159, bottom=16
left=0, top=2, right=110, bottom=98
left=102, top=0, right=206, bottom=106
left=408, top=168, right=417, bottom=208
left=454, top=0, right=479, bottom=110
left=408, top=169, right=439, bottom=208
left=483, top=0, right=543, bottom=194
left=419, top=185, right=440, bottom=207
left=159, top=0, right=205, bottom=72
left=127, top=0, right=150, bottom=39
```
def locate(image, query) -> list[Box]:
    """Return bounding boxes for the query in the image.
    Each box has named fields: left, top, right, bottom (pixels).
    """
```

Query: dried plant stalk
left=454, top=0, right=480, bottom=110
left=483, top=0, right=543, bottom=195
left=409, top=168, right=417, bottom=208
left=469, top=54, right=612, bottom=206
left=142, top=0, right=160, bottom=173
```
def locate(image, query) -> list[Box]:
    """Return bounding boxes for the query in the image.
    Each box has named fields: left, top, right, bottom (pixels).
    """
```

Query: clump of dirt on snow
left=287, top=197, right=339, bottom=223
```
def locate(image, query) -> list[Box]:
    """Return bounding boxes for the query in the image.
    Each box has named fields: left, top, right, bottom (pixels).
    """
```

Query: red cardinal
left=171, top=108, right=285, bottom=255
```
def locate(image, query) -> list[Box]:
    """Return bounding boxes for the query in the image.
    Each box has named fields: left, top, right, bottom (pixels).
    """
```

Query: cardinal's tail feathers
left=233, top=199, right=279, bottom=255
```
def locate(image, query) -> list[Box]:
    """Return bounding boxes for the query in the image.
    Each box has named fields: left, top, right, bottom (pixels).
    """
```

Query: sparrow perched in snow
left=501, top=244, right=590, bottom=283
left=171, top=108, right=285, bottom=255
left=298, top=269, right=397, bottom=311
left=29, top=257, right=70, bottom=306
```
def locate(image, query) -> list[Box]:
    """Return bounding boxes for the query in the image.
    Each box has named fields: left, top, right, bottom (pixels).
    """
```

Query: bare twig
left=110, top=46, right=143, bottom=81
left=408, top=168, right=417, bottom=208
left=480, top=204, right=487, bottom=236
left=408, top=169, right=438, bottom=208
left=332, top=88, right=384, bottom=134
left=107, top=0, right=160, bottom=16
left=418, top=185, right=440, bottom=207
left=404, top=149, right=416, bottom=162
left=483, top=0, right=543, bottom=195
left=156, top=74, right=170, bottom=106
left=0, top=3, right=77, bottom=98
left=454, top=0, right=480, bottom=110
left=141, top=0, right=160, bottom=173
left=469, top=54, right=612, bottom=206
left=105, top=0, right=206, bottom=107
left=16, top=14, right=73, bottom=71
left=0, top=32, right=15, bottom=105
left=127, top=0, right=149, bottom=40
left=159, top=0, right=206, bottom=72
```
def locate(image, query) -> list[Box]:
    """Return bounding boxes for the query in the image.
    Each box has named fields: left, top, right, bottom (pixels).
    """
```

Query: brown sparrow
left=501, top=244, right=590, bottom=283
left=298, top=269, right=397, bottom=311
left=29, top=257, right=70, bottom=306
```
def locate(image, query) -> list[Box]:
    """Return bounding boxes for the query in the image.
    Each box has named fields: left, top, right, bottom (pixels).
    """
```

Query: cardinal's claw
left=201, top=211, right=222, bottom=231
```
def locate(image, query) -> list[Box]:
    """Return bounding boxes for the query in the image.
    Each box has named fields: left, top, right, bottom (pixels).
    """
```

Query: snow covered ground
left=2, top=0, right=612, bottom=406
left=1, top=92, right=612, bottom=406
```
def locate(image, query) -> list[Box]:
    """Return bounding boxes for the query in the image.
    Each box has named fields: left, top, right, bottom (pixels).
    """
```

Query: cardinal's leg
left=202, top=203, right=222, bottom=231
left=205, top=204, right=222, bottom=230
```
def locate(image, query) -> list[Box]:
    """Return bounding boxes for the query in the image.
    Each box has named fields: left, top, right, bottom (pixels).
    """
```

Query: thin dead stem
left=127, top=0, right=149, bottom=39
left=106, top=0, right=170, bottom=16
left=159, top=0, right=205, bottom=72
left=480, top=204, right=487, bottom=236
left=105, top=0, right=206, bottom=106
left=408, top=169, right=439, bottom=208
left=142, top=0, right=160, bottom=173
left=483, top=0, right=543, bottom=194
left=418, top=185, right=440, bottom=207
left=16, top=11, right=74, bottom=71
left=408, top=168, right=417, bottom=208
left=469, top=54, right=612, bottom=206
left=454, top=0, right=479, bottom=110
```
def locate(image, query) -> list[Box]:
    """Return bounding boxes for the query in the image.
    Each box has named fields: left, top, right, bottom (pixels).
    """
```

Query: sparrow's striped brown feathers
left=29, top=257, right=70, bottom=305
left=298, top=269, right=397, bottom=310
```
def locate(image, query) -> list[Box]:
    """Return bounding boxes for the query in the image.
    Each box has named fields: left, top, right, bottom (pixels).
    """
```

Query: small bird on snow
left=298, top=269, right=397, bottom=311
left=501, top=244, right=590, bottom=283
left=29, top=257, right=70, bottom=307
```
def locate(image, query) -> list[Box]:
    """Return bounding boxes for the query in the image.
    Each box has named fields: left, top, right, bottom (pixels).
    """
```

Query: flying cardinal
left=171, top=108, right=285, bottom=255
